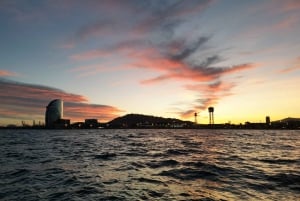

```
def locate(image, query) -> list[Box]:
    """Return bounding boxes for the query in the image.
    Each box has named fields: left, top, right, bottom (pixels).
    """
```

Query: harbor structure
left=208, top=107, right=214, bottom=125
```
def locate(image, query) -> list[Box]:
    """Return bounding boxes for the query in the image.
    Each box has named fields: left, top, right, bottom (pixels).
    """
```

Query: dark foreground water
left=0, top=129, right=299, bottom=200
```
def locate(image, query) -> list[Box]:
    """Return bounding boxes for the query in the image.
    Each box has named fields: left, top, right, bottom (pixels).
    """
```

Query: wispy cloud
left=185, top=81, right=235, bottom=94
left=0, top=79, right=123, bottom=123
left=68, top=35, right=257, bottom=119
left=281, top=0, right=300, bottom=12
left=170, top=37, right=211, bottom=61
left=0, top=0, right=44, bottom=21
left=237, top=0, right=300, bottom=41
left=179, top=81, right=235, bottom=118
left=70, top=49, right=110, bottom=61
left=65, top=0, right=258, bottom=120
left=64, top=0, right=213, bottom=47
left=279, top=56, right=300, bottom=73
left=132, top=0, right=212, bottom=35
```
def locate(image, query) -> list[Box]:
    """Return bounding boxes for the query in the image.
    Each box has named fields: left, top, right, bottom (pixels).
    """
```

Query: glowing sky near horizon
left=0, top=0, right=300, bottom=125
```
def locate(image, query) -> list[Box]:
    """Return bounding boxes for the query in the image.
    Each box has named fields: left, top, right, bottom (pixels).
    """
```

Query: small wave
left=247, top=181, right=276, bottom=192
left=258, top=158, right=299, bottom=164
left=40, top=158, right=54, bottom=164
left=120, top=147, right=148, bottom=156
left=74, top=185, right=102, bottom=195
left=10, top=169, right=31, bottom=177
left=181, top=140, right=202, bottom=147
left=183, top=161, right=233, bottom=176
left=158, top=168, right=218, bottom=181
left=136, top=177, right=166, bottom=185
left=147, top=189, right=165, bottom=198
left=146, top=159, right=179, bottom=168
left=223, top=155, right=245, bottom=161
left=94, top=153, right=117, bottom=160
left=128, top=142, right=145, bottom=146
left=100, top=195, right=125, bottom=201
left=166, top=149, right=189, bottom=155
left=179, top=192, right=190, bottom=197
left=166, top=148, right=200, bottom=155
left=6, top=152, right=23, bottom=158
left=267, top=173, right=300, bottom=189
left=147, top=151, right=166, bottom=157
left=48, top=191, right=69, bottom=200
left=130, top=161, right=146, bottom=168
left=61, top=175, right=80, bottom=186
left=45, top=167, right=67, bottom=174
left=102, top=179, right=119, bottom=185
left=2, top=168, right=32, bottom=185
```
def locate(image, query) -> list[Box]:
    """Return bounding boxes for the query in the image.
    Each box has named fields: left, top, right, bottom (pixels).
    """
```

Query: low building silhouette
left=54, top=119, right=70, bottom=129
left=84, top=119, right=99, bottom=128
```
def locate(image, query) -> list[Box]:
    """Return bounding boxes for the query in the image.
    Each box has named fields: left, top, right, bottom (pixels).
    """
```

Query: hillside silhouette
left=107, top=114, right=193, bottom=128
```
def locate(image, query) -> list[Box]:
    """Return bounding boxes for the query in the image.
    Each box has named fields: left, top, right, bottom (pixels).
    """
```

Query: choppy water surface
left=0, top=129, right=299, bottom=200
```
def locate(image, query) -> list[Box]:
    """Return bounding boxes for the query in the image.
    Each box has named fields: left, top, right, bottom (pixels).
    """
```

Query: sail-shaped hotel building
left=45, top=99, right=63, bottom=128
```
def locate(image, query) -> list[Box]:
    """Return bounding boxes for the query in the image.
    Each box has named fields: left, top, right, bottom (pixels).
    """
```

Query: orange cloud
left=0, top=70, right=17, bottom=77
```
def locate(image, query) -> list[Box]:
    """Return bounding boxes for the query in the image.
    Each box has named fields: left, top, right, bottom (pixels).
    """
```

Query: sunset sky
left=1, top=0, right=300, bottom=126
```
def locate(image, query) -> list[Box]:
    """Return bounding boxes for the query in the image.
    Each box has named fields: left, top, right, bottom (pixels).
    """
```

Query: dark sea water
left=0, top=129, right=299, bottom=201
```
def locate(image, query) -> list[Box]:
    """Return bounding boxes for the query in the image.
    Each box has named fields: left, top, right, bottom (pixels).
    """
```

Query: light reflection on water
left=0, top=129, right=299, bottom=200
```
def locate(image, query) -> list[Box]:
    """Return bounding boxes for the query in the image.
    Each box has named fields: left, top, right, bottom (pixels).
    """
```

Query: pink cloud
left=274, top=15, right=299, bottom=30
left=68, top=41, right=257, bottom=121
left=185, top=81, right=235, bottom=94
left=223, top=63, right=258, bottom=74
left=140, top=63, right=257, bottom=85
left=1, top=81, right=88, bottom=103
left=280, top=56, right=300, bottom=73
left=64, top=103, right=123, bottom=122
left=70, top=37, right=257, bottom=122
left=0, top=79, right=123, bottom=124
left=280, top=66, right=300, bottom=73
left=281, top=0, right=300, bottom=12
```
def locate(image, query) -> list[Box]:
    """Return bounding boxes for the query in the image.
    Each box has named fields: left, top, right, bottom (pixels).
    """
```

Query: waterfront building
left=45, top=99, right=63, bottom=128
